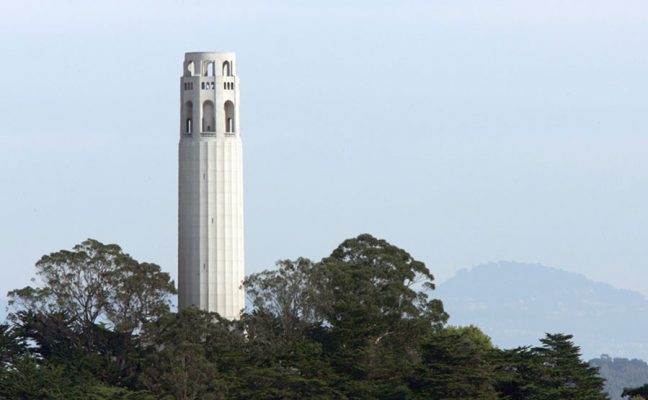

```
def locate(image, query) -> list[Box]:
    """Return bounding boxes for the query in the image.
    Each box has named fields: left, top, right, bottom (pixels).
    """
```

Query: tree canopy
left=0, top=234, right=610, bottom=399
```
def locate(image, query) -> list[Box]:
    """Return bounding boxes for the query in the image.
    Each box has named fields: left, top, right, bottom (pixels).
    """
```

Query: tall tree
left=536, top=333, right=608, bottom=400
left=495, top=333, right=608, bottom=400
left=6, top=239, right=177, bottom=389
left=313, top=234, right=447, bottom=351
left=315, top=234, right=448, bottom=398
left=8, top=239, right=176, bottom=338
left=243, top=234, right=449, bottom=399
left=244, top=257, right=321, bottom=343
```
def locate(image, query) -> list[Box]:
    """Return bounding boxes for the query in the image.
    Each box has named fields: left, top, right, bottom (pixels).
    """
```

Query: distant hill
left=590, top=355, right=648, bottom=400
left=435, top=262, right=648, bottom=360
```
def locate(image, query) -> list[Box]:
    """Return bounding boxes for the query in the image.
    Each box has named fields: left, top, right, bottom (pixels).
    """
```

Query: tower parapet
left=180, top=52, right=240, bottom=137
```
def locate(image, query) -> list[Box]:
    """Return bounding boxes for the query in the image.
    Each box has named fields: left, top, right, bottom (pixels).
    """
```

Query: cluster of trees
left=0, top=234, right=617, bottom=399
left=622, top=385, right=648, bottom=400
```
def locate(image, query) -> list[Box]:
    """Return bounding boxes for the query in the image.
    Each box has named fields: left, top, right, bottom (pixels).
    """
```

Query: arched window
left=222, top=61, right=231, bottom=76
left=224, top=101, right=235, bottom=133
left=185, top=61, right=195, bottom=77
left=202, top=100, right=215, bottom=132
left=183, top=101, right=193, bottom=134
left=202, top=61, right=215, bottom=77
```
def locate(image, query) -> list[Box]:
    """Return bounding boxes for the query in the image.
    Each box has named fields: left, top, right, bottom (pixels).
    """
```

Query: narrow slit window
left=224, top=100, right=235, bottom=133
left=183, top=101, right=193, bottom=134
left=202, top=100, right=215, bottom=132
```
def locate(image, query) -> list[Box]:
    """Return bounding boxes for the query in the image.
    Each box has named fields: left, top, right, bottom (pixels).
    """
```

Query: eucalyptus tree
left=6, top=239, right=176, bottom=387
left=8, top=239, right=176, bottom=338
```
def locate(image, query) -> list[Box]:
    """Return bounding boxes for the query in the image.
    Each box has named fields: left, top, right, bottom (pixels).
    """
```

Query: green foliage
left=410, top=327, right=498, bottom=399
left=317, top=234, right=448, bottom=330
left=0, top=355, right=84, bottom=399
left=244, top=257, right=321, bottom=342
left=243, top=234, right=449, bottom=399
left=1, top=234, right=611, bottom=399
left=0, top=353, right=153, bottom=399
left=0, top=324, right=23, bottom=366
left=140, top=308, right=234, bottom=399
left=495, top=333, right=608, bottom=400
left=84, top=385, right=156, bottom=400
left=622, top=383, right=648, bottom=399
left=445, top=325, right=494, bottom=351
left=536, top=333, right=608, bottom=399
left=8, top=238, right=176, bottom=336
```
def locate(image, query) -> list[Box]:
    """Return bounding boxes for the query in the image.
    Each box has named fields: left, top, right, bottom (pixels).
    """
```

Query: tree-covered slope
left=0, top=236, right=610, bottom=399
left=436, top=262, right=648, bottom=360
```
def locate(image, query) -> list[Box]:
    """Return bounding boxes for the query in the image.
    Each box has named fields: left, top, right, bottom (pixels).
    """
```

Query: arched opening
left=185, top=61, right=195, bottom=77
left=224, top=101, right=235, bottom=133
left=202, top=100, right=215, bottom=132
left=202, top=61, right=214, bottom=77
left=222, top=61, right=231, bottom=76
left=183, top=101, right=193, bottom=134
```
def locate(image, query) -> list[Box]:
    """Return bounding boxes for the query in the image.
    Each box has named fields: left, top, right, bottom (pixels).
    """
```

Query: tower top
left=183, top=52, right=236, bottom=77
left=185, top=51, right=235, bottom=60
left=180, top=50, right=239, bottom=137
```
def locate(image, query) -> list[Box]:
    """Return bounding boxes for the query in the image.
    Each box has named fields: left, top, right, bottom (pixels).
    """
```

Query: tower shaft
left=178, top=52, right=244, bottom=319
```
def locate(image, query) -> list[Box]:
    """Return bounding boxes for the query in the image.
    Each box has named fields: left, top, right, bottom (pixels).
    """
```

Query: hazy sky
left=1, top=0, right=647, bottom=299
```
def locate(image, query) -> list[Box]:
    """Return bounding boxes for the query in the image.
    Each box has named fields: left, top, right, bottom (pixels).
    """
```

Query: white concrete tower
left=178, top=52, right=244, bottom=319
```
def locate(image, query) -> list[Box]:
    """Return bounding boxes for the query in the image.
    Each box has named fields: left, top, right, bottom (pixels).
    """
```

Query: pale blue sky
left=1, top=0, right=647, bottom=298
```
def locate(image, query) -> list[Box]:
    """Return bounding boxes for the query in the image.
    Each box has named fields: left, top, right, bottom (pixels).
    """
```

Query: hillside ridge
left=436, top=261, right=648, bottom=360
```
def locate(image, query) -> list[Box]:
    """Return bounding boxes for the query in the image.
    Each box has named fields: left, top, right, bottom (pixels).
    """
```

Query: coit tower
left=178, top=52, right=244, bottom=319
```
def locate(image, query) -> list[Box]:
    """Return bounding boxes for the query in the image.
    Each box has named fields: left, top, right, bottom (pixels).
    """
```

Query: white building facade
left=178, top=52, right=245, bottom=319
